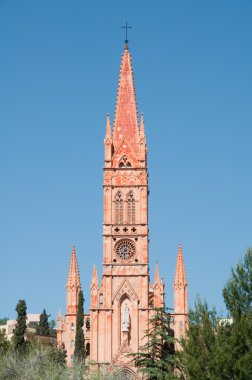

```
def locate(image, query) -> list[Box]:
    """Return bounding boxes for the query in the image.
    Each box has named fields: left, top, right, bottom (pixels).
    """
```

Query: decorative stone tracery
left=115, top=239, right=136, bottom=261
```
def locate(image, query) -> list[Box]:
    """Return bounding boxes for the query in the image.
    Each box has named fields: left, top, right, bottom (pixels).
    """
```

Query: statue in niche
left=122, top=303, right=130, bottom=345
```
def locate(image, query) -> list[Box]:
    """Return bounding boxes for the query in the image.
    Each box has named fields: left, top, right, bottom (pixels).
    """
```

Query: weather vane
left=121, top=21, right=132, bottom=44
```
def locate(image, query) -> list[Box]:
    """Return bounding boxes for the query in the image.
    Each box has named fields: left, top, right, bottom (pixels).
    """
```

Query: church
left=57, top=41, right=188, bottom=377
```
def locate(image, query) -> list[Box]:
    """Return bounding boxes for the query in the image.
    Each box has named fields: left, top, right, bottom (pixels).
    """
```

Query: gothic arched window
left=127, top=191, right=135, bottom=224
left=71, top=323, right=74, bottom=332
left=119, top=155, right=131, bottom=168
left=115, top=192, right=124, bottom=224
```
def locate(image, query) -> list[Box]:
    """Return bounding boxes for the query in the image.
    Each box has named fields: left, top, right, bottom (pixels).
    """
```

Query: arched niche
left=119, top=294, right=132, bottom=346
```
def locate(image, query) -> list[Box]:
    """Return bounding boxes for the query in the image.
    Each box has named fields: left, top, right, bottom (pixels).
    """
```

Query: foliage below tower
left=178, top=248, right=252, bottom=380
left=130, top=307, right=177, bottom=379
left=74, top=290, right=85, bottom=362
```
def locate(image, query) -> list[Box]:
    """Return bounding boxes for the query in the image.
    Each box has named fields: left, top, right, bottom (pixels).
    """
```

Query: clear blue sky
left=1, top=0, right=251, bottom=321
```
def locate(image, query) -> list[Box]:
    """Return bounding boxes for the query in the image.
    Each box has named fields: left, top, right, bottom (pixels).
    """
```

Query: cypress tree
left=36, top=309, right=50, bottom=335
left=74, top=290, right=85, bottom=362
left=13, top=299, right=27, bottom=352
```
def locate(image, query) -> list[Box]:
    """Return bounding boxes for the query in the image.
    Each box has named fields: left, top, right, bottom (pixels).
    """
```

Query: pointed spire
left=91, top=264, right=98, bottom=287
left=154, top=262, right=160, bottom=284
left=57, top=309, right=64, bottom=331
left=174, top=243, right=188, bottom=287
left=66, top=245, right=81, bottom=289
left=57, top=309, right=62, bottom=321
left=105, top=113, right=111, bottom=139
left=113, top=45, right=139, bottom=152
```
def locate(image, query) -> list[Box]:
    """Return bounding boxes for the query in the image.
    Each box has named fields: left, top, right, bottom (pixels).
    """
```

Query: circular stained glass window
left=115, top=239, right=136, bottom=260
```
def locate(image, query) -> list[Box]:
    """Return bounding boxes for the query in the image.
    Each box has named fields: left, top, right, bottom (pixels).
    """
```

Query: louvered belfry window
left=127, top=191, right=135, bottom=223
left=115, top=192, right=124, bottom=224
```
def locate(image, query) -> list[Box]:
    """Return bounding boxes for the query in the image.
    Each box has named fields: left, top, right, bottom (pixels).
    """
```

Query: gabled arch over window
left=127, top=191, right=135, bottom=224
left=119, top=155, right=132, bottom=168
left=115, top=191, right=124, bottom=224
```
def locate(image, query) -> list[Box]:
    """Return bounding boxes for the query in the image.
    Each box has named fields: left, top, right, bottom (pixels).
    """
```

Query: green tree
left=74, top=290, right=85, bottom=362
left=223, top=247, right=252, bottom=317
left=179, top=248, right=252, bottom=380
left=178, top=298, right=220, bottom=380
left=49, top=319, right=56, bottom=329
left=130, top=307, right=177, bottom=379
left=222, top=247, right=252, bottom=377
left=36, top=309, right=50, bottom=335
left=13, top=299, right=27, bottom=352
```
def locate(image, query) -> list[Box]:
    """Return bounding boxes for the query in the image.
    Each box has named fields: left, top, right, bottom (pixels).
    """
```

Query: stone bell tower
left=89, top=43, right=161, bottom=374
left=57, top=41, right=188, bottom=376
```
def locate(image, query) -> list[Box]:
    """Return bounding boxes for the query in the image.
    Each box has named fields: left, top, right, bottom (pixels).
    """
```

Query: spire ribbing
left=174, top=243, right=188, bottom=287
left=66, top=246, right=81, bottom=289
left=113, top=45, right=139, bottom=152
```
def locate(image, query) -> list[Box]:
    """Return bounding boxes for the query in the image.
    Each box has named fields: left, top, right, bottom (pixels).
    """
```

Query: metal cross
left=121, top=21, right=132, bottom=44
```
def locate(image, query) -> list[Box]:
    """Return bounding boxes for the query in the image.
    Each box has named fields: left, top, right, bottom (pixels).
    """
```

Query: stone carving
left=113, top=279, right=138, bottom=302
left=122, top=303, right=130, bottom=332
left=122, top=303, right=130, bottom=345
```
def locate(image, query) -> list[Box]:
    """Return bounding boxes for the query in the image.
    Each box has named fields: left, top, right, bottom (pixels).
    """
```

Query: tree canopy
left=36, top=309, right=50, bottom=336
left=178, top=248, right=252, bottom=380
left=223, top=247, right=252, bottom=317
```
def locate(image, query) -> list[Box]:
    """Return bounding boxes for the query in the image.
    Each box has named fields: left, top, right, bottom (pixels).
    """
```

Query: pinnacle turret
left=174, top=244, right=187, bottom=287
left=91, top=264, right=98, bottom=288
left=66, top=245, right=81, bottom=289
left=173, top=243, right=188, bottom=343
left=154, top=262, right=160, bottom=284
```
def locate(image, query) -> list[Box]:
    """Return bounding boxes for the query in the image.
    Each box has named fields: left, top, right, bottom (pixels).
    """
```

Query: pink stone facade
left=57, top=44, right=188, bottom=375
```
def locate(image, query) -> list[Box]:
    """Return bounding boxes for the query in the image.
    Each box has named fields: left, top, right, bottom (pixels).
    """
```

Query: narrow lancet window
left=127, top=191, right=135, bottom=224
left=115, top=192, right=124, bottom=224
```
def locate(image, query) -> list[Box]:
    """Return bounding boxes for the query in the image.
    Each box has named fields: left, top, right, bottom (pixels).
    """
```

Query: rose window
left=115, top=240, right=136, bottom=260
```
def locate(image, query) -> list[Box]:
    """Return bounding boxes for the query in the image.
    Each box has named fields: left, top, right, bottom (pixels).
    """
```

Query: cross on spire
left=121, top=21, right=132, bottom=44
